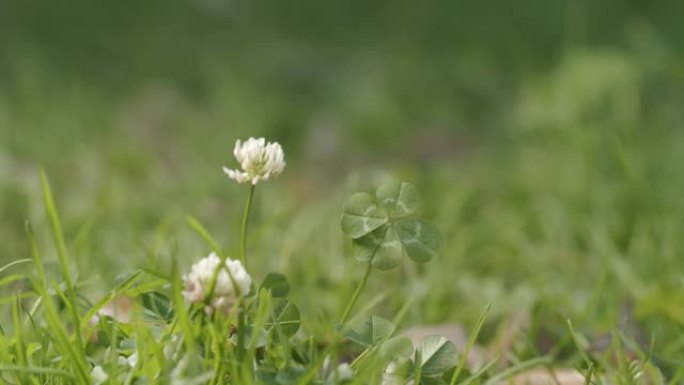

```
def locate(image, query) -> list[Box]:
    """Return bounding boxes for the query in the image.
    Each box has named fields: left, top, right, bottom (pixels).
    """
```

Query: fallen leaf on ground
left=489, top=309, right=531, bottom=363
left=498, top=368, right=585, bottom=385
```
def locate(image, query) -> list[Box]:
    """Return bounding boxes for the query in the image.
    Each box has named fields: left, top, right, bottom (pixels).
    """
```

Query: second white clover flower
left=223, top=137, right=286, bottom=185
left=182, top=252, right=252, bottom=313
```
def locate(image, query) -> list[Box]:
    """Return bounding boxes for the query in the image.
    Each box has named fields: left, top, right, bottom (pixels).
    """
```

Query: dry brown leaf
left=86, top=296, right=133, bottom=342
left=498, top=368, right=585, bottom=385
left=490, top=309, right=532, bottom=362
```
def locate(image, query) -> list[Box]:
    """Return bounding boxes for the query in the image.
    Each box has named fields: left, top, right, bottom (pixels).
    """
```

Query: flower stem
left=240, top=184, right=256, bottom=264
left=339, top=263, right=373, bottom=326
left=236, top=308, right=246, bottom=363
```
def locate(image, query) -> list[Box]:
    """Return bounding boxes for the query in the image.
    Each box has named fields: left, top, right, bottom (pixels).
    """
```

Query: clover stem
left=240, top=184, right=256, bottom=264
left=339, top=262, right=373, bottom=326
left=236, top=306, right=247, bottom=364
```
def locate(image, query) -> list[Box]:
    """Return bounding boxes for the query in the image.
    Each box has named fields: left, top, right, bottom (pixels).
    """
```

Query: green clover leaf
left=341, top=182, right=442, bottom=270
left=394, top=218, right=442, bottom=263
left=354, top=226, right=403, bottom=270
left=267, top=299, right=301, bottom=338
left=376, top=181, right=420, bottom=218
left=340, top=192, right=388, bottom=239
left=417, top=335, right=457, bottom=376
left=260, top=272, right=290, bottom=298
left=345, top=316, right=396, bottom=348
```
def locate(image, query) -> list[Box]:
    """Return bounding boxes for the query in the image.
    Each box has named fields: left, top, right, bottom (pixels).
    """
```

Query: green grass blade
left=25, top=222, right=46, bottom=290
left=450, top=303, right=491, bottom=385
left=567, top=319, right=595, bottom=369
left=187, top=216, right=224, bottom=257
left=12, top=295, right=28, bottom=369
left=0, top=365, right=76, bottom=379
left=25, top=221, right=91, bottom=385
left=39, top=168, right=74, bottom=290
left=39, top=170, right=85, bottom=350
left=0, top=274, right=25, bottom=288
left=483, top=356, right=553, bottom=385
left=171, top=257, right=196, bottom=352
left=0, top=292, right=36, bottom=304
left=460, top=354, right=500, bottom=385
left=0, top=258, right=32, bottom=275
left=81, top=270, right=142, bottom=335
left=584, top=363, right=594, bottom=385
left=139, top=266, right=171, bottom=281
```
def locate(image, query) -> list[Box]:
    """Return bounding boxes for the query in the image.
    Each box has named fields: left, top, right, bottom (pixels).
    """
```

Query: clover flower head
left=182, top=253, right=252, bottom=313
left=325, top=363, right=354, bottom=384
left=118, top=352, right=138, bottom=368
left=223, top=137, right=286, bottom=185
left=91, top=366, right=109, bottom=385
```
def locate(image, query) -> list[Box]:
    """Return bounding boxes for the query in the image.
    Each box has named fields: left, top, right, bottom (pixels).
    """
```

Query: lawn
left=1, top=1, right=684, bottom=383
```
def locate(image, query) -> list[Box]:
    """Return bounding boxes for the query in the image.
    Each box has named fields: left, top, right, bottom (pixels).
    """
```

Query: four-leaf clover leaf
left=341, top=181, right=442, bottom=270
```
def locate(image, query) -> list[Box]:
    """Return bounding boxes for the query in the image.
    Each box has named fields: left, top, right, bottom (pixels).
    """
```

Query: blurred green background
left=1, top=0, right=684, bottom=366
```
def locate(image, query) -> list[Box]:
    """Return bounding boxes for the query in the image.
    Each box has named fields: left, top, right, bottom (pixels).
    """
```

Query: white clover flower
left=163, top=335, right=181, bottom=359
left=182, top=253, right=252, bottom=313
left=223, top=137, right=286, bottom=185
left=325, top=363, right=354, bottom=384
left=91, top=366, right=109, bottom=385
left=118, top=352, right=138, bottom=368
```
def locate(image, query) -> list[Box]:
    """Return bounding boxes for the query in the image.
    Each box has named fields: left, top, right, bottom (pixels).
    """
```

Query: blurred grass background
left=1, top=0, right=684, bottom=370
